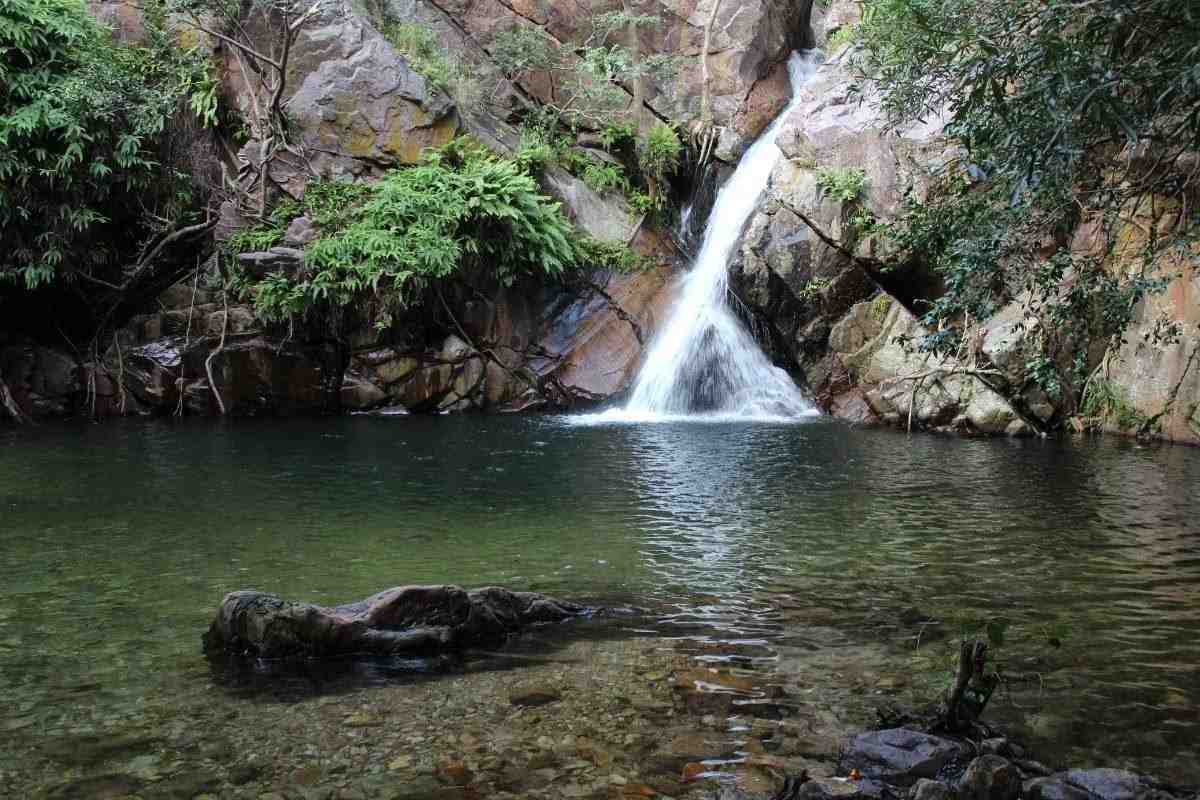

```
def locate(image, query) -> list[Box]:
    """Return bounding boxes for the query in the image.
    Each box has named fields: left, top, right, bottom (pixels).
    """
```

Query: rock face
left=203, top=585, right=586, bottom=659
left=839, top=729, right=965, bottom=787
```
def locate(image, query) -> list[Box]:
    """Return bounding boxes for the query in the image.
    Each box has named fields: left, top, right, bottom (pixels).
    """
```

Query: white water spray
left=596, top=52, right=821, bottom=423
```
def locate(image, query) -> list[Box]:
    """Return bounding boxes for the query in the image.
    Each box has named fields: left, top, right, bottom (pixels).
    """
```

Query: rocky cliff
left=3, top=0, right=1198, bottom=444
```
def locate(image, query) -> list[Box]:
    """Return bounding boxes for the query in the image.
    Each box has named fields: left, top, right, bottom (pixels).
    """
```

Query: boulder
left=1022, top=778, right=1094, bottom=800
left=911, top=778, right=954, bottom=800
left=203, top=585, right=586, bottom=659
left=839, top=729, right=964, bottom=787
left=958, top=756, right=1020, bottom=800
left=1060, top=769, right=1148, bottom=800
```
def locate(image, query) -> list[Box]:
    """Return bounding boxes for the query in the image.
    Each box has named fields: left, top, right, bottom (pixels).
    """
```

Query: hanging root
left=205, top=284, right=230, bottom=415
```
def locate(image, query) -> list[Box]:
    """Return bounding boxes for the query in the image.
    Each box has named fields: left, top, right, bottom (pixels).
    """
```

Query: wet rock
left=284, top=216, right=319, bottom=247
left=236, top=247, right=305, bottom=276
left=203, top=585, right=586, bottom=659
left=840, top=729, right=964, bottom=786
left=1061, top=769, right=1148, bottom=800
left=959, top=755, right=1020, bottom=800
left=911, top=778, right=954, bottom=800
left=41, top=730, right=161, bottom=766
left=1022, top=777, right=1094, bottom=800
left=45, top=773, right=142, bottom=799
left=509, top=683, right=562, bottom=707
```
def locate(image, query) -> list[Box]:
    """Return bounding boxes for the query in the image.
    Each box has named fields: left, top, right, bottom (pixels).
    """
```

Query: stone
left=958, top=755, right=1020, bottom=800
left=340, top=375, right=387, bottom=410
left=206, top=307, right=258, bottom=336
left=1022, top=777, right=1093, bottom=800
left=839, top=729, right=964, bottom=786
left=284, top=216, right=319, bottom=246
left=236, top=247, right=305, bottom=276
left=1061, top=769, right=1147, bottom=800
left=508, top=683, right=562, bottom=707
left=202, top=585, right=586, bottom=659
left=263, top=0, right=458, bottom=194
left=911, top=778, right=953, bottom=800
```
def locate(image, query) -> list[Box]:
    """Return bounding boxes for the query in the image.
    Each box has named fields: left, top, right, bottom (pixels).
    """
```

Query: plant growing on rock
left=236, top=140, right=577, bottom=323
left=815, top=167, right=869, bottom=204
left=833, top=0, right=1200, bottom=414
left=491, top=12, right=678, bottom=131
left=170, top=0, right=326, bottom=218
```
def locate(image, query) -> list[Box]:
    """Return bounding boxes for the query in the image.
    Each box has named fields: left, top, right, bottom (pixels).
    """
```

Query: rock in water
left=839, top=729, right=965, bottom=786
left=202, top=585, right=585, bottom=659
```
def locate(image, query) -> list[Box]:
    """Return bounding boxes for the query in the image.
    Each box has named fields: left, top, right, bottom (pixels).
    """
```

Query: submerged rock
left=840, top=729, right=965, bottom=786
left=203, top=585, right=586, bottom=659
left=959, top=755, right=1021, bottom=800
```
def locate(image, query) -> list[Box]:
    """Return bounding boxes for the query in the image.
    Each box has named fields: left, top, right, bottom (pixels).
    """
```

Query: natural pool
left=1, top=416, right=1198, bottom=797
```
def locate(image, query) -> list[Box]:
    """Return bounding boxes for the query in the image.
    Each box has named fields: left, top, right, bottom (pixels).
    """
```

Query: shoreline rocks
left=813, top=729, right=1194, bottom=800
left=202, top=585, right=587, bottom=659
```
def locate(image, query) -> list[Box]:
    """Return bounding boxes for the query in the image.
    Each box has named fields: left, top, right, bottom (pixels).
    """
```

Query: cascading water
left=597, top=51, right=822, bottom=423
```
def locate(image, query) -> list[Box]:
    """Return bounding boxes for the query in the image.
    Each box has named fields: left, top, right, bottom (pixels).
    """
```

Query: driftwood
left=942, top=639, right=999, bottom=732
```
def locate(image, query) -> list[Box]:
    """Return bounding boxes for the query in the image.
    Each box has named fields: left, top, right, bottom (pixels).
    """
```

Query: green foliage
left=491, top=14, right=678, bottom=129
left=237, top=140, right=578, bottom=322
left=825, top=25, right=858, bottom=51
left=576, top=236, right=651, bottom=274
left=599, top=121, right=636, bottom=151
left=0, top=0, right=217, bottom=288
left=1080, top=378, right=1149, bottom=432
left=856, top=0, right=1200, bottom=402
left=378, top=21, right=479, bottom=105
left=638, top=124, right=682, bottom=195
left=815, top=167, right=868, bottom=203
left=514, top=126, right=556, bottom=173
left=581, top=159, right=629, bottom=195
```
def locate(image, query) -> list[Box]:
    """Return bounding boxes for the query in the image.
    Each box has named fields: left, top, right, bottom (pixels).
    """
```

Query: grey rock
left=203, top=585, right=586, bottom=659
left=911, top=778, right=954, bottom=800
left=840, top=729, right=965, bottom=786
left=236, top=247, right=305, bottom=276
left=283, top=215, right=318, bottom=246
left=1061, top=769, right=1147, bottom=800
left=959, top=755, right=1020, bottom=800
left=1022, top=777, right=1093, bottom=800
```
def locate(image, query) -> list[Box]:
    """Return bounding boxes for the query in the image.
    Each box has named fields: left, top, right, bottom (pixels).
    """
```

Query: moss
left=869, top=293, right=893, bottom=323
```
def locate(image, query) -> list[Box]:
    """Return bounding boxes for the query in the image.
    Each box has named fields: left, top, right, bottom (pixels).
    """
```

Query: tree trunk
left=623, top=0, right=646, bottom=130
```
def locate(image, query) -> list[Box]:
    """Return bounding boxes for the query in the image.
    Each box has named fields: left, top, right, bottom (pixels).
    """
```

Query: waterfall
left=597, top=51, right=821, bottom=423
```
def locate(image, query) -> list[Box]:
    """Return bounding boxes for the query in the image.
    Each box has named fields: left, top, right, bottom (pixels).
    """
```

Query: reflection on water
left=1, top=416, right=1199, bottom=793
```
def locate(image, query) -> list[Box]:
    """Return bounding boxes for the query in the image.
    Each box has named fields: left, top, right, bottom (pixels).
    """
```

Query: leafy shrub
left=239, top=140, right=577, bottom=322
left=825, top=25, right=858, bottom=51
left=576, top=236, right=650, bottom=273
left=0, top=0, right=216, bottom=288
left=638, top=124, right=682, bottom=191
left=379, top=21, right=478, bottom=105
left=815, top=167, right=868, bottom=203
left=855, top=0, right=1200, bottom=402
left=581, top=160, right=629, bottom=195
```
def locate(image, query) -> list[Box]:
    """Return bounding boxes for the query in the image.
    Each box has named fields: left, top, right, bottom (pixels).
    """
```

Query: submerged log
left=203, top=585, right=587, bottom=659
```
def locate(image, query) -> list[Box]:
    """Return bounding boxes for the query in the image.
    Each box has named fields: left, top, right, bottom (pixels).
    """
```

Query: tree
left=0, top=0, right=217, bottom=289
left=851, top=0, right=1200, bottom=410
left=491, top=12, right=677, bottom=130
left=170, top=0, right=325, bottom=218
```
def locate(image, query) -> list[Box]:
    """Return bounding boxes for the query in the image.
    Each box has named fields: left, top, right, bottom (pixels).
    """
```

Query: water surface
left=2, top=416, right=1198, bottom=795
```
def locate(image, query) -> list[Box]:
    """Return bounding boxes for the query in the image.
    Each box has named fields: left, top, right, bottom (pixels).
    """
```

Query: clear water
left=610, top=53, right=819, bottom=422
left=2, top=416, right=1198, bottom=796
